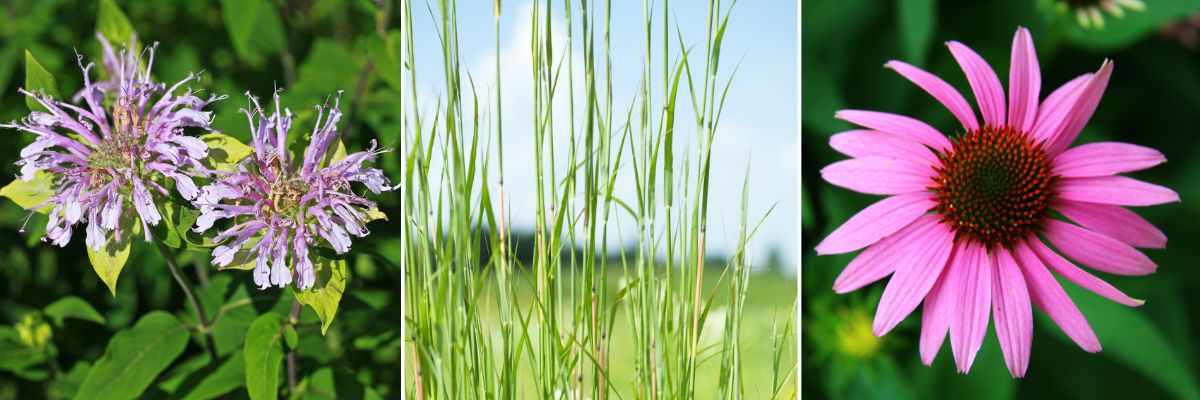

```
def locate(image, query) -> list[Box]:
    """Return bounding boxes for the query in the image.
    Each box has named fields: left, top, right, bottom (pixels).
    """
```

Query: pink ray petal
left=1054, top=142, right=1166, bottom=178
left=1031, top=74, right=1091, bottom=144
left=1007, top=27, right=1041, bottom=133
left=1057, top=176, right=1180, bottom=207
left=820, top=156, right=936, bottom=195
left=1027, top=238, right=1145, bottom=307
left=833, top=215, right=941, bottom=293
left=886, top=60, right=979, bottom=132
left=1054, top=199, right=1166, bottom=249
left=949, top=242, right=991, bottom=374
left=1012, top=239, right=1102, bottom=352
left=835, top=110, right=952, bottom=152
left=947, top=41, right=1006, bottom=128
left=992, top=249, right=1033, bottom=378
left=1043, top=61, right=1114, bottom=156
left=816, top=193, right=936, bottom=255
left=920, top=241, right=968, bottom=366
left=829, top=129, right=940, bottom=166
left=1043, top=219, right=1155, bottom=276
left=871, top=216, right=955, bottom=336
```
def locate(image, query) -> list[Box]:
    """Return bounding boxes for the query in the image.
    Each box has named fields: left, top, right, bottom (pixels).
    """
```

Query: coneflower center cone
left=932, top=126, right=1054, bottom=247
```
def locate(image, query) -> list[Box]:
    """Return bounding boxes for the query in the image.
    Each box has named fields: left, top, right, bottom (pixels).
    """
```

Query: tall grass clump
left=402, top=0, right=797, bottom=398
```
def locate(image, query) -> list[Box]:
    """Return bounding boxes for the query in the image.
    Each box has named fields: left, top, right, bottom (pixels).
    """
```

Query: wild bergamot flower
left=2, top=34, right=219, bottom=250
left=817, top=27, right=1177, bottom=377
left=192, top=92, right=393, bottom=291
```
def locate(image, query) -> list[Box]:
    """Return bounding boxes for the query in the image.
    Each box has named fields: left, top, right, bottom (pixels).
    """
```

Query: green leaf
left=0, top=45, right=20, bottom=100
left=96, top=0, right=136, bottom=45
left=896, top=0, right=936, bottom=66
left=201, top=132, right=253, bottom=172
left=294, top=257, right=347, bottom=334
left=0, top=327, right=45, bottom=373
left=171, top=351, right=247, bottom=400
left=302, top=367, right=384, bottom=400
left=220, top=0, right=285, bottom=65
left=156, top=198, right=207, bottom=250
left=244, top=312, right=286, bottom=400
left=43, top=296, right=106, bottom=326
left=49, top=362, right=91, bottom=399
left=23, top=49, right=59, bottom=113
left=87, top=229, right=132, bottom=297
left=1050, top=282, right=1200, bottom=400
left=76, top=311, right=190, bottom=400
left=0, top=170, right=54, bottom=214
left=370, top=31, right=402, bottom=91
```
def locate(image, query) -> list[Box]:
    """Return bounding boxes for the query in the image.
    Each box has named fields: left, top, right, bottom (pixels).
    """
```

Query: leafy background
left=802, top=0, right=1200, bottom=399
left=0, top=0, right=400, bottom=398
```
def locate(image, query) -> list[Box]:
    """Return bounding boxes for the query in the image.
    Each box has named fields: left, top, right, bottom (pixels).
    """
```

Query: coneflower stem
left=154, top=239, right=217, bottom=360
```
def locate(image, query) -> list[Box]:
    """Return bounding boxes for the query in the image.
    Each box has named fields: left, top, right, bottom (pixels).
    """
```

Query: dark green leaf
left=24, top=50, right=59, bottom=113
left=43, top=296, right=106, bottom=326
left=244, top=312, right=286, bottom=400
left=96, top=0, right=136, bottom=44
left=76, top=311, right=190, bottom=400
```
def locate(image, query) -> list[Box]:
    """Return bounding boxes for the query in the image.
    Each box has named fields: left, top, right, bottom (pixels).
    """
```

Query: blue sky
left=404, top=0, right=798, bottom=270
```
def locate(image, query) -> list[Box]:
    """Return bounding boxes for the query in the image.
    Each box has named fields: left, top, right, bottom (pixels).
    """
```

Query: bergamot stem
left=154, top=239, right=217, bottom=360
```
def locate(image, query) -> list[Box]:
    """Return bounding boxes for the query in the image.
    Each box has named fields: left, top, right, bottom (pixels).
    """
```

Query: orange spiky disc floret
left=932, top=126, right=1055, bottom=248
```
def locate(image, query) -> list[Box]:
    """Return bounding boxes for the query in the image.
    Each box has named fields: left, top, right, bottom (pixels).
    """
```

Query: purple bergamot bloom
left=192, top=91, right=393, bottom=291
left=2, top=34, right=219, bottom=250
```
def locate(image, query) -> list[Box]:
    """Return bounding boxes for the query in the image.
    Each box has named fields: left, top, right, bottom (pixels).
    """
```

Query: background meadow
left=803, top=0, right=1200, bottom=398
left=0, top=0, right=401, bottom=398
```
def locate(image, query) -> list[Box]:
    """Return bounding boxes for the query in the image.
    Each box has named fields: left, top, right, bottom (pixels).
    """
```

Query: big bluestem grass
left=402, top=0, right=796, bottom=398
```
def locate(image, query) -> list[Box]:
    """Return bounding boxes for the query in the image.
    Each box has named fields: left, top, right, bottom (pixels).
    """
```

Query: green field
left=407, top=270, right=798, bottom=398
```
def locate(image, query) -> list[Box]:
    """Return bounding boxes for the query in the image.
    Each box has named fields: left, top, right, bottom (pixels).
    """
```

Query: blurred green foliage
left=0, top=0, right=400, bottom=398
left=803, top=0, right=1200, bottom=398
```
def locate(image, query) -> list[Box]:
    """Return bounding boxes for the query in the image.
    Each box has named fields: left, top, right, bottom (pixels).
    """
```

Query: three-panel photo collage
left=401, top=0, right=1200, bottom=398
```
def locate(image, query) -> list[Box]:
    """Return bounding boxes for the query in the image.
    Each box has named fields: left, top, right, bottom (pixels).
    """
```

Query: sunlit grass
left=401, top=0, right=797, bottom=398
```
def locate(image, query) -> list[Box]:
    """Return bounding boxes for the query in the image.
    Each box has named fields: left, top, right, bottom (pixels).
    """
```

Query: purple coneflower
left=817, top=27, right=1178, bottom=377
left=2, top=34, right=218, bottom=250
left=192, top=92, right=393, bottom=291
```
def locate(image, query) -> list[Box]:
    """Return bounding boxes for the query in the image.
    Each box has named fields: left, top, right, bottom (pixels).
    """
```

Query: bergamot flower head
left=2, top=34, right=220, bottom=250
left=192, top=91, right=394, bottom=291
left=817, top=27, right=1177, bottom=377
